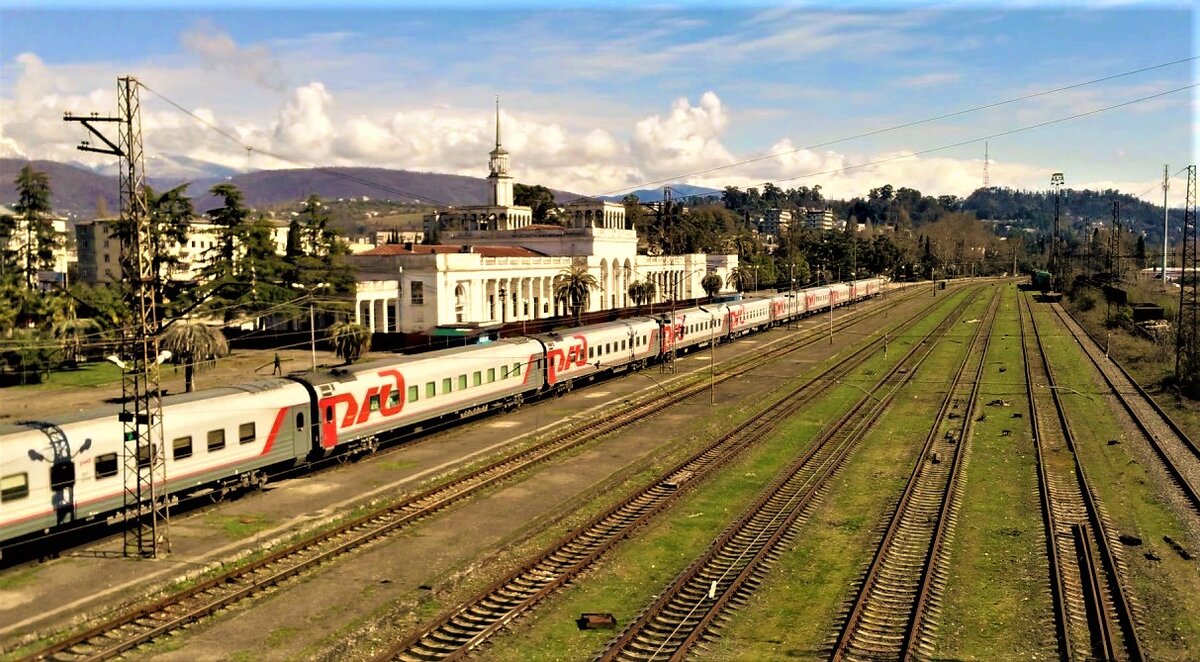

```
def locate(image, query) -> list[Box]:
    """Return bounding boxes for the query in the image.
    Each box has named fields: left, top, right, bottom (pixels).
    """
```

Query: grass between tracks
left=1031, top=298, right=1200, bottom=659
left=476, top=289, right=979, bottom=661
left=705, top=287, right=989, bottom=660
left=934, top=283, right=1057, bottom=660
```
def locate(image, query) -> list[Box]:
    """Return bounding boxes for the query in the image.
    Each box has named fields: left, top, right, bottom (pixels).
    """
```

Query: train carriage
left=726, top=298, right=773, bottom=337
left=829, top=282, right=851, bottom=307
left=537, top=318, right=659, bottom=388
left=0, top=380, right=309, bottom=543
left=661, top=306, right=725, bottom=355
left=309, top=338, right=546, bottom=451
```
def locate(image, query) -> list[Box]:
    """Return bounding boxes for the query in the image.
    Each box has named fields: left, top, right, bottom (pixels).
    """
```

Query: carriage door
left=320, top=402, right=339, bottom=449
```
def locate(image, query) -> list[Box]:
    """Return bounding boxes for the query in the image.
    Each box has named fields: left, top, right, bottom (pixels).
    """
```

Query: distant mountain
left=0, top=159, right=585, bottom=220
left=601, top=184, right=722, bottom=203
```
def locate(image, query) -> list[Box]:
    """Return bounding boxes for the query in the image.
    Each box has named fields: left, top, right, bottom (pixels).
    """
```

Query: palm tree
left=553, top=265, right=598, bottom=323
left=627, top=280, right=657, bottom=307
left=328, top=321, right=372, bottom=365
left=52, top=317, right=101, bottom=367
left=701, top=273, right=723, bottom=299
left=729, top=265, right=753, bottom=292
left=159, top=321, right=229, bottom=393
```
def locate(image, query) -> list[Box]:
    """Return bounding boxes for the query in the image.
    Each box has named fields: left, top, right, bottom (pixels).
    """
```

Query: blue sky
left=0, top=3, right=1194, bottom=201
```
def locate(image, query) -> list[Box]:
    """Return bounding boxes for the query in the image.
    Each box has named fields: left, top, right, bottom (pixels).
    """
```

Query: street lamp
left=498, top=286, right=507, bottom=325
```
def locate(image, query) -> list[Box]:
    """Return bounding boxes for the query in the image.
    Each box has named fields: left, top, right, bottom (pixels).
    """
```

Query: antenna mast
left=983, top=141, right=990, bottom=189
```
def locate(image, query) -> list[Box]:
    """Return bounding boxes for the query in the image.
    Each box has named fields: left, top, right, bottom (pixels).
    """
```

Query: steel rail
left=832, top=286, right=1000, bottom=660
left=1023, top=294, right=1145, bottom=661
left=1049, top=304, right=1200, bottom=513
left=595, top=290, right=981, bottom=662
left=20, top=286, right=926, bottom=661
left=380, top=288, right=978, bottom=662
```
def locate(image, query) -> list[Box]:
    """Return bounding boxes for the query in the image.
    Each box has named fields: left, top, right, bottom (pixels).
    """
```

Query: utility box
left=1132, top=304, right=1164, bottom=323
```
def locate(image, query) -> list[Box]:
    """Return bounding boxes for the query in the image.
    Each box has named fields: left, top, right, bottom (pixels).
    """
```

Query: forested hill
left=718, top=183, right=1181, bottom=245
left=960, top=187, right=1180, bottom=243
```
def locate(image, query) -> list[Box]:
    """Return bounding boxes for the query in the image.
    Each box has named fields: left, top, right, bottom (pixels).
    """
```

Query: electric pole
left=65, top=76, right=169, bottom=558
left=1176, top=165, right=1198, bottom=393
left=1111, top=201, right=1120, bottom=282
left=1163, top=164, right=1170, bottom=289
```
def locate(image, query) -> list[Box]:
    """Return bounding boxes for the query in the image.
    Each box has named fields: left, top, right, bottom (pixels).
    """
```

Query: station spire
left=495, top=95, right=502, bottom=149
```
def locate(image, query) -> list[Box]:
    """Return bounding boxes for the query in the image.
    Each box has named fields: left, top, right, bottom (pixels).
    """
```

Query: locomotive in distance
left=0, top=278, right=884, bottom=553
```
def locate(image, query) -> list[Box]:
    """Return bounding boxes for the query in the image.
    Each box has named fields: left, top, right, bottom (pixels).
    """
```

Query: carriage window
left=239, top=422, right=256, bottom=444
left=296, top=413, right=305, bottom=430
left=325, top=406, right=334, bottom=423
left=458, top=374, right=467, bottom=390
left=173, top=436, right=193, bottom=460
left=512, top=363, right=521, bottom=377
left=487, top=368, right=496, bottom=382
left=442, top=377, right=452, bottom=393
left=408, top=385, right=419, bottom=402
left=588, top=347, right=595, bottom=359
left=388, top=390, right=400, bottom=407
left=426, top=382, right=436, bottom=398
left=473, top=371, right=482, bottom=386
left=501, top=365, right=510, bottom=379
left=369, top=394, right=381, bottom=412
left=96, top=453, right=119, bottom=479
left=0, top=473, right=28, bottom=502
left=208, top=429, right=226, bottom=452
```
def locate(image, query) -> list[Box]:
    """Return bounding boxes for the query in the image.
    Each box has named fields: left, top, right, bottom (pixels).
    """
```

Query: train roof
left=531, top=317, right=659, bottom=340
left=300, top=337, right=541, bottom=385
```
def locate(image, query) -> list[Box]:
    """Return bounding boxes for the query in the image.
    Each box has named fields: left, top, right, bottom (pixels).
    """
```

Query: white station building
left=352, top=102, right=737, bottom=335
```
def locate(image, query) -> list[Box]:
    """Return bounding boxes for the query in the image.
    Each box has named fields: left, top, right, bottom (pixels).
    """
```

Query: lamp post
left=700, top=304, right=717, bottom=404
left=498, top=286, right=507, bottom=325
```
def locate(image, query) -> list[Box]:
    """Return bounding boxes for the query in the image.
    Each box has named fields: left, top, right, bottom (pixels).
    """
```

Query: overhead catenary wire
left=136, top=57, right=1195, bottom=209
left=586, top=56, right=1198, bottom=199
left=757, top=83, right=1197, bottom=187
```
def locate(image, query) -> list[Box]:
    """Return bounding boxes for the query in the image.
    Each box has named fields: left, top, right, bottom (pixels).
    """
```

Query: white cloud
left=181, top=21, right=287, bottom=91
left=272, top=82, right=335, bottom=159
left=894, top=72, right=962, bottom=88
left=631, top=92, right=733, bottom=179
left=0, top=44, right=1177, bottom=203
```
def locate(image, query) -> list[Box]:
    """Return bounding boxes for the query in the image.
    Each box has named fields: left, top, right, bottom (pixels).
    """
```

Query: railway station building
left=352, top=103, right=737, bottom=335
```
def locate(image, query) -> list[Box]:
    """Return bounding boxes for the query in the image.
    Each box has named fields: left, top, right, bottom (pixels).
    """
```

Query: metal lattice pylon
left=65, top=76, right=169, bottom=557
left=1177, top=165, right=1198, bottom=392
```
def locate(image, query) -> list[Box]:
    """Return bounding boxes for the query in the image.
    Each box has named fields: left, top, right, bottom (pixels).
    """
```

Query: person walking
left=272, top=352, right=282, bottom=376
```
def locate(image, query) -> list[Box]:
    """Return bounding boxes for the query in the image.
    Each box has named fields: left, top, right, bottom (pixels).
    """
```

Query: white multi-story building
left=353, top=104, right=738, bottom=335
left=0, top=204, right=72, bottom=285
left=803, top=207, right=836, bottom=231
left=75, top=217, right=290, bottom=283
left=758, top=208, right=792, bottom=235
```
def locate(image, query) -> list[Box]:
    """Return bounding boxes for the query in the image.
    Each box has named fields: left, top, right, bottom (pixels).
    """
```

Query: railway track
left=15, top=288, right=931, bottom=661
left=378, top=288, right=983, bottom=662
left=830, top=287, right=1000, bottom=661
left=592, top=289, right=982, bottom=662
left=1021, top=294, right=1144, bottom=661
left=1049, top=303, right=1200, bottom=514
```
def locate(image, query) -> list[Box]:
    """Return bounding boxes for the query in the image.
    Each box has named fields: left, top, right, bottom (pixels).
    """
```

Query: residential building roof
left=361, top=244, right=544, bottom=258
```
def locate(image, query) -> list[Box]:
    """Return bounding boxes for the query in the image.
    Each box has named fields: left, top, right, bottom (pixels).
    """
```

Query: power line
left=766, top=83, right=1196, bottom=186
left=587, top=56, right=1198, bottom=198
